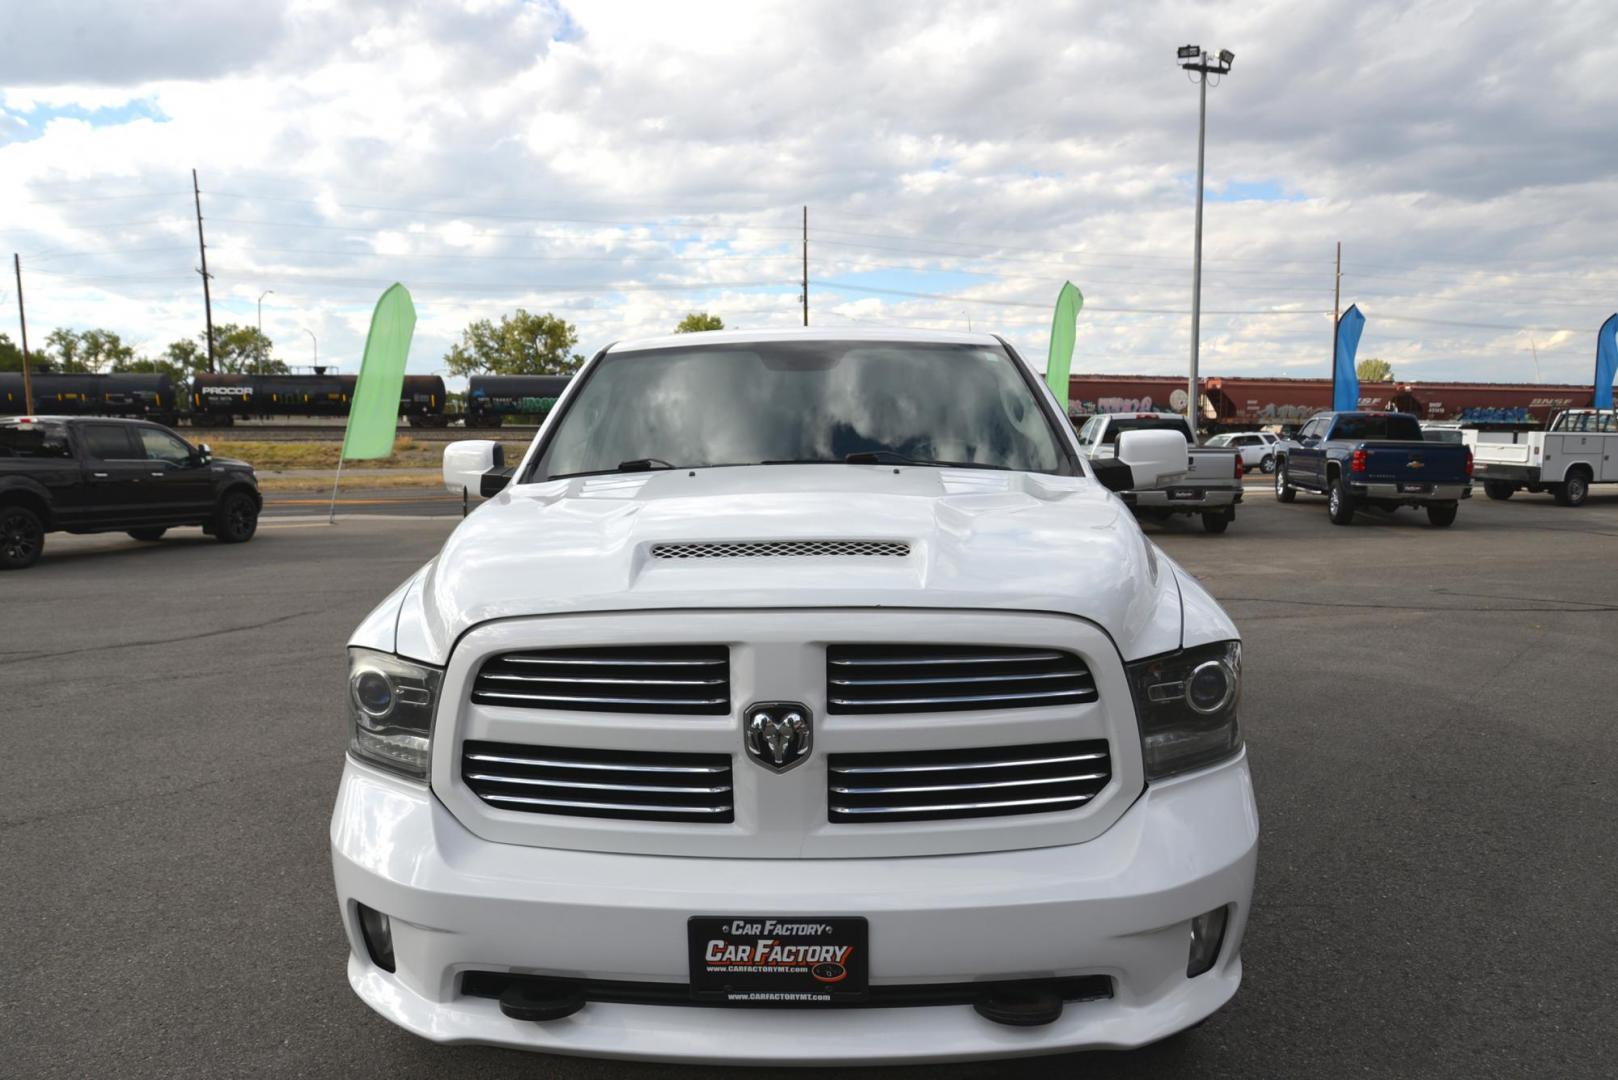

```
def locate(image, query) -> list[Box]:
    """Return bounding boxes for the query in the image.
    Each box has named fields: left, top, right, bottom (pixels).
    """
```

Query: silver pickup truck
left=1074, top=412, right=1245, bottom=533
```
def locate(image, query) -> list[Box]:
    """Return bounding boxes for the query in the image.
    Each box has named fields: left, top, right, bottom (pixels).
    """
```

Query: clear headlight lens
left=1127, top=641, right=1242, bottom=780
left=347, top=647, right=442, bottom=780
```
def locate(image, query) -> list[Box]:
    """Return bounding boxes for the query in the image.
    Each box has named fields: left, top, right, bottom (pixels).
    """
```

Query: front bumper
left=330, top=752, right=1259, bottom=1064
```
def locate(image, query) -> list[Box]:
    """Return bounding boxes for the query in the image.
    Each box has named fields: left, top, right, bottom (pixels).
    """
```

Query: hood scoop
left=650, top=540, right=911, bottom=560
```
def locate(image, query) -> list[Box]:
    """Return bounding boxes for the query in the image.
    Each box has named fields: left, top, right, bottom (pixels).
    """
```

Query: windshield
left=1100, top=417, right=1192, bottom=444
left=1332, top=414, right=1422, bottom=440
left=529, top=340, right=1069, bottom=480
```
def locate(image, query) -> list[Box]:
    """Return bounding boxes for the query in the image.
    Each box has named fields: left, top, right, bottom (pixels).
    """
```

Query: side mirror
left=1116, top=429, right=1190, bottom=490
left=444, top=440, right=506, bottom=495
left=196, top=442, right=212, bottom=464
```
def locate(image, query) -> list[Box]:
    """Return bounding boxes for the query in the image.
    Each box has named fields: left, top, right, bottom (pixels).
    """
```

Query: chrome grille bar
left=463, top=740, right=734, bottom=823
left=826, top=644, right=1097, bottom=714
left=473, top=645, right=730, bottom=715
left=827, top=740, right=1111, bottom=824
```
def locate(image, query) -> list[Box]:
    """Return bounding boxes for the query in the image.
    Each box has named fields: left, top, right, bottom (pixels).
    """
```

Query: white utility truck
left=1467, top=408, right=1618, bottom=505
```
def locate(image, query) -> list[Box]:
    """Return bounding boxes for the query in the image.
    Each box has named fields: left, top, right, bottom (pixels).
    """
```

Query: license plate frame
left=688, top=916, right=869, bottom=1004
left=1398, top=482, right=1432, bottom=494
left=1166, top=487, right=1204, bottom=500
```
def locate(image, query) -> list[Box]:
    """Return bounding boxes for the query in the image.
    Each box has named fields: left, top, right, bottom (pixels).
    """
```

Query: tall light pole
left=1177, top=44, right=1234, bottom=435
left=304, top=328, right=317, bottom=372
left=257, top=290, right=274, bottom=374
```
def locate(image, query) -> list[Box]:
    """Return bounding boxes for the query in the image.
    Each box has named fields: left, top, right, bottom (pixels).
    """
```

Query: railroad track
left=179, top=423, right=540, bottom=442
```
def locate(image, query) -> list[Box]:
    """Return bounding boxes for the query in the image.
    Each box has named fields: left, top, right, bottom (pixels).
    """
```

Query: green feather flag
left=341, top=282, right=417, bottom=460
left=1044, top=281, right=1083, bottom=410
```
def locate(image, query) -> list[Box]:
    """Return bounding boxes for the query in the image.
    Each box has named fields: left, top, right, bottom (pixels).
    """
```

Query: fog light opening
left=1187, top=905, right=1230, bottom=978
left=357, top=903, right=396, bottom=973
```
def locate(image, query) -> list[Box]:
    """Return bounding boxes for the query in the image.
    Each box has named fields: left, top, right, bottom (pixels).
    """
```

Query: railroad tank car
left=465, top=374, right=572, bottom=428
left=0, top=373, right=177, bottom=423
left=187, top=372, right=447, bottom=426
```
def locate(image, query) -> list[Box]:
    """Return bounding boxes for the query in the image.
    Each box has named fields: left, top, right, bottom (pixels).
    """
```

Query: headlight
left=347, top=647, right=442, bottom=780
left=1126, top=641, right=1242, bottom=780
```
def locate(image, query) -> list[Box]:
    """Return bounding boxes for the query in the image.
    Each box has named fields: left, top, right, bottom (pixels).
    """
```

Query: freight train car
left=464, top=375, right=572, bottom=428
left=1068, top=374, right=1608, bottom=434
left=0, top=373, right=178, bottom=424
left=188, top=373, right=447, bottom=426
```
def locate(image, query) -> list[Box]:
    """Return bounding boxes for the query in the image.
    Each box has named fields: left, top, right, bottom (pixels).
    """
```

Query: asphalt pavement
left=3, top=488, right=1615, bottom=1078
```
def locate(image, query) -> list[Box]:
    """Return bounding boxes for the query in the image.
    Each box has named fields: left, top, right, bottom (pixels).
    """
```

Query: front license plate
left=1398, top=482, right=1432, bottom=493
left=1166, top=487, right=1204, bottom=500
left=688, top=916, right=868, bottom=1003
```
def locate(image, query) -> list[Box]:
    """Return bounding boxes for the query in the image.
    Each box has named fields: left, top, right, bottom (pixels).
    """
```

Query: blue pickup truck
left=1273, top=411, right=1473, bottom=526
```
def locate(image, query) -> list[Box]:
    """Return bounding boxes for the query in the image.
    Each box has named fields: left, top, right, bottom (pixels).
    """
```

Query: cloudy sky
left=3, top=0, right=1618, bottom=387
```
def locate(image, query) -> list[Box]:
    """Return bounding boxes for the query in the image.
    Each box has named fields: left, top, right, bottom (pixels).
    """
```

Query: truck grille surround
left=462, top=741, right=735, bottom=822
left=826, top=644, right=1098, bottom=713
left=471, top=646, right=730, bottom=715
left=828, top=740, right=1112, bottom=823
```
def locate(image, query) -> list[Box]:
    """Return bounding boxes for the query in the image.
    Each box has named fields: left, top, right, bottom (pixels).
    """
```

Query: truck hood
left=390, top=465, right=1187, bottom=664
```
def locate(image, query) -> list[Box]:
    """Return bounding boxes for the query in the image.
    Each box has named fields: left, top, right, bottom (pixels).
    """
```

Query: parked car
left=331, top=328, right=1258, bottom=1064
left=1204, top=431, right=1281, bottom=473
left=0, top=416, right=260, bottom=570
left=1467, top=408, right=1617, bottom=506
left=1419, top=422, right=1466, bottom=445
left=1074, top=411, right=1244, bottom=532
left=1273, top=411, right=1473, bottom=526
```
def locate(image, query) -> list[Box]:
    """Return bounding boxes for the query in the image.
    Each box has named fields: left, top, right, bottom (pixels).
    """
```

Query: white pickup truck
left=330, top=328, right=1258, bottom=1065
left=1467, top=408, right=1618, bottom=506
left=1073, top=411, right=1245, bottom=533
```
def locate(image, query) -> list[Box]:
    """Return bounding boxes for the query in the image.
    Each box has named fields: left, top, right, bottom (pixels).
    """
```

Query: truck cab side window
left=0, top=423, right=73, bottom=458
left=81, top=425, right=139, bottom=461
left=137, top=428, right=194, bottom=465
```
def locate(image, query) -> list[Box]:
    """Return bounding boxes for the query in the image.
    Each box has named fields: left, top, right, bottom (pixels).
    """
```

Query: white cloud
left=1, top=0, right=1617, bottom=387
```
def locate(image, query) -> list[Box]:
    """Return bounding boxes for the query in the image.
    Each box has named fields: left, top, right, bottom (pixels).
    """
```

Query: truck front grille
left=826, top=645, right=1098, bottom=714
left=471, top=646, right=729, bottom=715
left=462, top=740, right=734, bottom=823
left=828, top=740, right=1111, bottom=823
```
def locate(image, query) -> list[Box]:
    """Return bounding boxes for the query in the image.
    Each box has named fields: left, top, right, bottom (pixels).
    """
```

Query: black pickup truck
left=0, top=416, right=261, bottom=570
left=1273, top=411, right=1473, bottom=526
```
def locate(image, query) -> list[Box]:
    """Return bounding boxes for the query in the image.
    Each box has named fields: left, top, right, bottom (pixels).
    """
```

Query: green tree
left=675, top=311, right=724, bottom=333
left=162, top=338, right=207, bottom=375
left=209, top=323, right=285, bottom=374
left=0, top=332, right=25, bottom=372
left=443, top=309, right=583, bottom=376
left=44, top=328, right=92, bottom=372
left=1356, top=357, right=1393, bottom=382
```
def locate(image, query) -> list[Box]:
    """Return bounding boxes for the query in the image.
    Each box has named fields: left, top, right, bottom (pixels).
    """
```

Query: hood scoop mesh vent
left=651, top=540, right=910, bottom=560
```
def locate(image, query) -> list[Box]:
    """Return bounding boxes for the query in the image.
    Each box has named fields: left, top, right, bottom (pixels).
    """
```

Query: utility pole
left=13, top=254, right=33, bottom=414
left=1177, top=45, right=1234, bottom=433
left=801, top=205, right=809, bottom=327
left=1332, top=241, right=1342, bottom=406
left=193, top=169, right=215, bottom=373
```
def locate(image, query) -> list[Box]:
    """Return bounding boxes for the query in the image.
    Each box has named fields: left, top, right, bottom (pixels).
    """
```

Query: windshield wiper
left=843, top=450, right=1010, bottom=470
left=548, top=458, right=677, bottom=480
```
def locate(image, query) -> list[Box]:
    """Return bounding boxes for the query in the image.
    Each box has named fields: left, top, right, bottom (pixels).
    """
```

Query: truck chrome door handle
left=150, top=471, right=166, bottom=477
left=92, top=471, right=109, bottom=479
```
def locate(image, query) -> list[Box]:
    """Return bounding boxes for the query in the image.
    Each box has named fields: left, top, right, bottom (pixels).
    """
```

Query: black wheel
left=1274, top=461, right=1296, bottom=503
left=213, top=491, right=259, bottom=543
left=127, top=527, right=167, bottom=542
left=1426, top=502, right=1458, bottom=527
left=1260, top=454, right=1276, bottom=475
left=0, top=504, right=46, bottom=570
left=1554, top=470, right=1590, bottom=507
left=1483, top=481, right=1515, bottom=501
left=1201, top=511, right=1231, bottom=534
left=1328, top=475, right=1356, bottom=525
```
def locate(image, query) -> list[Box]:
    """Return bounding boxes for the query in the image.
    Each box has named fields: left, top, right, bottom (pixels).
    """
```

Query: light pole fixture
left=305, top=327, right=318, bottom=371
left=1178, top=43, right=1234, bottom=434
left=257, top=290, right=274, bottom=374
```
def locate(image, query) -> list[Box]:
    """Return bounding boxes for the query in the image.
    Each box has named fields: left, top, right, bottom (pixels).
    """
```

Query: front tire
left=1201, top=511, right=1231, bottom=534
left=1483, top=481, right=1515, bottom=501
left=1328, top=476, right=1356, bottom=525
left=127, top=528, right=167, bottom=542
left=1274, top=461, right=1297, bottom=503
left=1426, top=502, right=1458, bottom=527
left=213, top=491, right=259, bottom=543
left=0, top=505, right=45, bottom=570
left=1554, top=470, right=1590, bottom=507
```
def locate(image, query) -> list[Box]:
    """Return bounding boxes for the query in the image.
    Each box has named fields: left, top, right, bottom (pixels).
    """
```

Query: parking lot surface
left=4, top=490, right=1615, bottom=1078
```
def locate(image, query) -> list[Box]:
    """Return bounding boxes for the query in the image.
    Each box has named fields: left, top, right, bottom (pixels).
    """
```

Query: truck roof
left=608, top=326, right=1005, bottom=354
